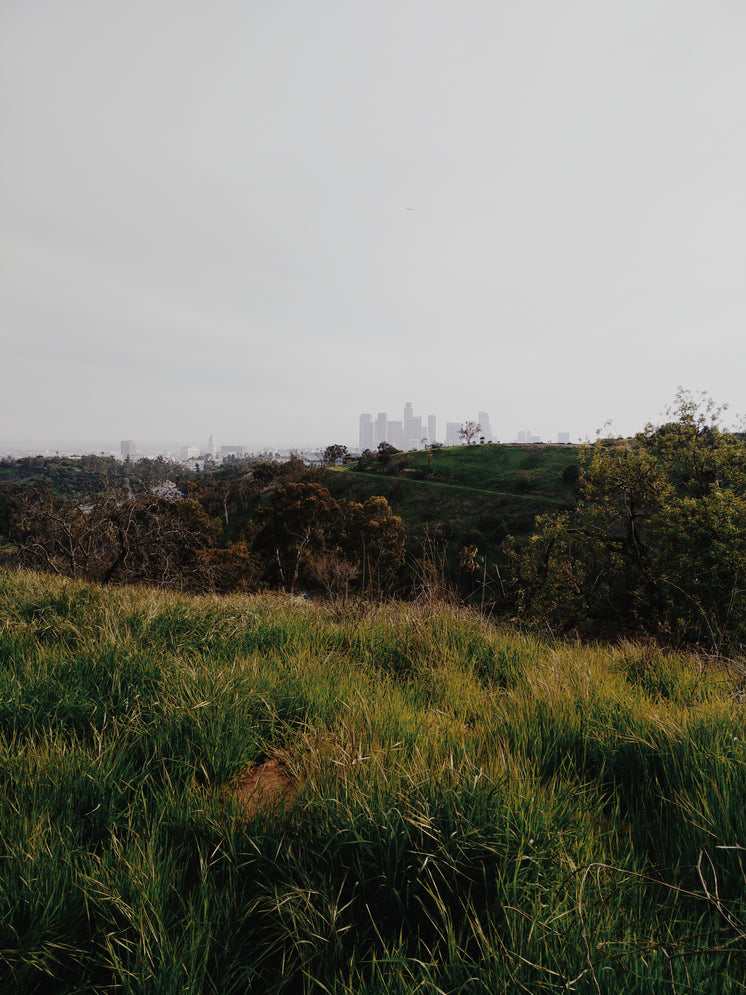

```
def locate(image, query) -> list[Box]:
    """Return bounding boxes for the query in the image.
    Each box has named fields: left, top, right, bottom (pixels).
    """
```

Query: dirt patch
left=222, top=733, right=361, bottom=821
left=226, top=758, right=298, bottom=819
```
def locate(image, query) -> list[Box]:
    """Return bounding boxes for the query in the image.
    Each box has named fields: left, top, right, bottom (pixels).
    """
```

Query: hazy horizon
left=3, top=2, right=746, bottom=452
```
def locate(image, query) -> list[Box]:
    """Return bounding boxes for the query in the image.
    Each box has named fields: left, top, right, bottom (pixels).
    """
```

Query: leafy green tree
left=323, top=444, right=348, bottom=466
left=251, top=482, right=341, bottom=592
left=341, top=495, right=405, bottom=597
left=251, top=484, right=405, bottom=597
left=376, top=441, right=400, bottom=466
left=513, top=390, right=746, bottom=650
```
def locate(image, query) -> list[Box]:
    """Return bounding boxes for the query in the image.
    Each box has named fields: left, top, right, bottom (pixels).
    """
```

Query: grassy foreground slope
left=2, top=568, right=746, bottom=993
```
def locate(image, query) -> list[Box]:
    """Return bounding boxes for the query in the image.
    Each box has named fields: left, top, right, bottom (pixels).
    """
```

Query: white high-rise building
left=427, top=414, right=436, bottom=445
left=375, top=413, right=388, bottom=447
left=478, top=411, right=493, bottom=443
left=359, top=413, right=374, bottom=450
left=120, top=440, right=136, bottom=460
left=445, top=422, right=461, bottom=446
left=388, top=420, right=406, bottom=449
left=207, top=434, right=216, bottom=457
left=405, top=414, right=422, bottom=448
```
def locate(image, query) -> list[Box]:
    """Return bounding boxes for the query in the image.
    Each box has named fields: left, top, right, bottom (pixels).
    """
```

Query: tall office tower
left=387, top=420, right=406, bottom=449
left=427, top=414, right=436, bottom=445
left=478, top=411, right=493, bottom=442
left=120, top=440, right=136, bottom=460
left=557, top=432, right=570, bottom=444
left=405, top=415, right=422, bottom=448
left=359, top=413, right=374, bottom=450
left=207, top=434, right=216, bottom=457
left=445, top=422, right=461, bottom=446
left=403, top=402, right=423, bottom=449
left=375, top=412, right=388, bottom=447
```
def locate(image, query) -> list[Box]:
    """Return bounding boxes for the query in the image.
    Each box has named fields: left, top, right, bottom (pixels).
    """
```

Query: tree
left=513, top=390, right=746, bottom=650
left=458, top=421, right=481, bottom=445
left=376, top=441, right=400, bottom=466
left=2, top=484, right=109, bottom=579
left=323, top=444, right=348, bottom=466
left=341, top=495, right=405, bottom=598
left=100, top=496, right=222, bottom=591
left=1, top=486, right=222, bottom=592
left=251, top=482, right=341, bottom=592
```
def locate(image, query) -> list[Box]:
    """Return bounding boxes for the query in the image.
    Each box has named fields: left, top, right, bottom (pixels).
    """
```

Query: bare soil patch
left=226, top=758, right=298, bottom=819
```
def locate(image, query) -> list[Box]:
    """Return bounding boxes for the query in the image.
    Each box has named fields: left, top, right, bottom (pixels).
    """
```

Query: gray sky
left=2, top=1, right=746, bottom=452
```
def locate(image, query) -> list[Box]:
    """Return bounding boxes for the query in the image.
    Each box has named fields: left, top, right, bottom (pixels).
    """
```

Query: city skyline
left=2, top=398, right=575, bottom=461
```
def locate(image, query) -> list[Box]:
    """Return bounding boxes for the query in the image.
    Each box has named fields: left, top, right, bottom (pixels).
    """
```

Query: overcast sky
left=2, top=1, right=746, bottom=453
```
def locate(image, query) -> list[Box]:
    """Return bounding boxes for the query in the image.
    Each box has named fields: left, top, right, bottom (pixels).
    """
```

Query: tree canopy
left=513, top=390, right=746, bottom=651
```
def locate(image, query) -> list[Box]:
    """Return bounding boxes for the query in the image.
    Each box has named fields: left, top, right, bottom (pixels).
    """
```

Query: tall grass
left=1, top=568, right=745, bottom=992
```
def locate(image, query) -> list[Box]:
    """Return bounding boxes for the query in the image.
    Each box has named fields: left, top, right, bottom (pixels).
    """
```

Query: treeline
left=4, top=390, right=746, bottom=653
left=0, top=453, right=177, bottom=496
left=0, top=457, right=405, bottom=601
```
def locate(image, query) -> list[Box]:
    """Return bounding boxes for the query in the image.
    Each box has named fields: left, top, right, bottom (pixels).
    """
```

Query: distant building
left=375, top=413, right=388, bottom=447
left=427, top=414, right=436, bottom=445
left=120, top=439, right=136, bottom=460
left=478, top=411, right=493, bottom=443
left=403, top=402, right=423, bottom=449
left=207, top=434, right=217, bottom=457
left=179, top=445, right=200, bottom=461
left=445, top=422, right=461, bottom=446
left=220, top=445, right=247, bottom=458
left=359, top=413, right=374, bottom=451
left=517, top=430, right=542, bottom=444
left=557, top=432, right=570, bottom=444
left=387, top=420, right=406, bottom=449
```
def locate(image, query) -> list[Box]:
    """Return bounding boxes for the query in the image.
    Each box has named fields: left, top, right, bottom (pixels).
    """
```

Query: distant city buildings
left=113, top=412, right=571, bottom=468
left=360, top=403, right=436, bottom=450
left=357, top=409, right=569, bottom=450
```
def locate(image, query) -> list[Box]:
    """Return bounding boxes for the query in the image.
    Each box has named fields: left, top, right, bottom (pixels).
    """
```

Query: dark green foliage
left=513, top=391, right=746, bottom=650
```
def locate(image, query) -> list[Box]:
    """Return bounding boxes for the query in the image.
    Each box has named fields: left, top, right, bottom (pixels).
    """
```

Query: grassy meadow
left=1, top=567, right=746, bottom=992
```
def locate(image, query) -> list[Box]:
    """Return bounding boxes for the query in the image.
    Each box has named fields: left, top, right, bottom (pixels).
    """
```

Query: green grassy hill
left=2, top=567, right=745, bottom=993
left=327, top=445, right=579, bottom=583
